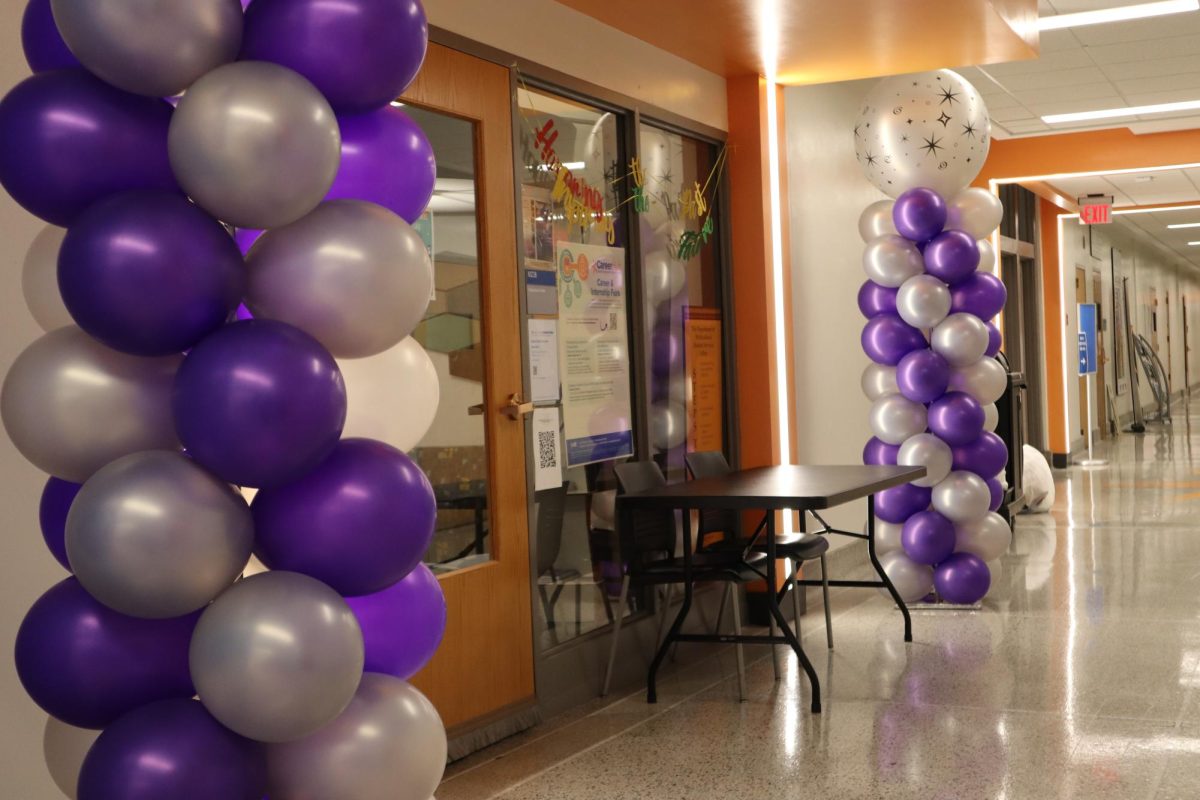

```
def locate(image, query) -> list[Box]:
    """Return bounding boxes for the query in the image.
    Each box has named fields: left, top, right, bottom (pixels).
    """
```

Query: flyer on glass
left=555, top=242, right=634, bottom=467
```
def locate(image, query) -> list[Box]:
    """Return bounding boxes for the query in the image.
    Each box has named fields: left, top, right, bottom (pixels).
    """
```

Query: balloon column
left=854, top=70, right=1012, bottom=606
left=2, top=2, right=448, bottom=799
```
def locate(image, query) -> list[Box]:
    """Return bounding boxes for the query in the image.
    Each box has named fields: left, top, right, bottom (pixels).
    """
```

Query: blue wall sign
left=1078, top=303, right=1097, bottom=376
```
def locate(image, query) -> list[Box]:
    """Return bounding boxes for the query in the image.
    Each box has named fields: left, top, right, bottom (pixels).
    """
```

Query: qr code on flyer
left=538, top=429, right=557, bottom=470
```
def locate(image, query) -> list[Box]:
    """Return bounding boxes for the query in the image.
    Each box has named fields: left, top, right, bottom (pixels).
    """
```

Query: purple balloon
left=0, top=70, right=178, bottom=226
left=58, top=191, right=245, bottom=356
left=987, top=477, right=1004, bottom=512
left=234, top=303, right=254, bottom=321
left=651, top=324, right=681, bottom=379
left=927, top=392, right=985, bottom=447
left=896, top=349, right=950, bottom=404
left=863, top=436, right=900, bottom=466
left=327, top=107, right=436, bottom=223
left=952, top=430, right=1009, bottom=478
left=862, top=315, right=925, bottom=366
left=857, top=281, right=898, bottom=318
left=901, top=510, right=956, bottom=565
left=242, top=0, right=429, bottom=113
left=923, top=229, right=979, bottom=286
left=985, top=322, right=1002, bottom=357
left=15, top=578, right=197, bottom=729
left=21, top=0, right=80, bottom=72
left=38, top=476, right=80, bottom=571
left=951, top=271, right=1007, bottom=320
left=345, top=563, right=446, bottom=680
left=173, top=320, right=347, bottom=489
left=234, top=228, right=263, bottom=255
left=934, top=552, right=991, bottom=604
left=252, top=438, right=436, bottom=596
left=874, top=483, right=932, bottom=524
left=78, top=699, right=266, bottom=800
left=892, top=188, right=946, bottom=243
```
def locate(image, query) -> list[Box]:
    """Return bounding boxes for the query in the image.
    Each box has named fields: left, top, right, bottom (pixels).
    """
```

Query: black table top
left=617, top=465, right=926, bottom=511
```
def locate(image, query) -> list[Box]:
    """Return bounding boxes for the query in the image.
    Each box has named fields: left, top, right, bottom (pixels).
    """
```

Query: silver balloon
left=878, top=550, right=934, bottom=604
left=862, top=235, right=923, bottom=288
left=651, top=401, right=686, bottom=451
left=190, top=571, right=364, bottom=743
left=247, top=200, right=433, bottom=358
left=948, top=188, right=1004, bottom=240
left=861, top=362, right=899, bottom=401
left=266, top=674, right=446, bottom=800
left=982, top=402, right=999, bottom=432
left=169, top=62, right=341, bottom=230
left=51, top=0, right=242, bottom=97
left=644, top=249, right=686, bottom=302
left=858, top=199, right=897, bottom=242
left=869, top=394, right=927, bottom=446
left=955, top=512, right=1012, bottom=562
left=931, top=313, right=989, bottom=367
left=931, top=470, right=991, bottom=523
left=43, top=716, right=100, bottom=800
left=66, top=451, right=253, bottom=619
left=1, top=327, right=180, bottom=482
left=854, top=70, right=992, bottom=199
left=22, top=225, right=72, bottom=332
left=870, top=519, right=904, bottom=557
left=339, top=337, right=440, bottom=453
left=977, top=238, right=996, bottom=274
left=948, top=357, right=1007, bottom=404
left=896, top=275, right=951, bottom=330
left=897, top=433, right=952, bottom=487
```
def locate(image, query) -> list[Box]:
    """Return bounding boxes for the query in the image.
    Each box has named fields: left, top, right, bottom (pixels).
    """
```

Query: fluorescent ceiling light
left=1168, top=222, right=1200, bottom=228
left=1043, top=99, right=1200, bottom=124
left=1038, top=0, right=1199, bottom=31
left=1190, top=241, right=1200, bottom=246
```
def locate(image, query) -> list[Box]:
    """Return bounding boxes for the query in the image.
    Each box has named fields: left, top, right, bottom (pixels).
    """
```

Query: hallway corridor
left=439, top=401, right=1200, bottom=799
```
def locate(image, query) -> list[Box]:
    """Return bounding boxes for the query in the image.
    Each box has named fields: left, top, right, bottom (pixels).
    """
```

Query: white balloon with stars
left=853, top=69, right=991, bottom=200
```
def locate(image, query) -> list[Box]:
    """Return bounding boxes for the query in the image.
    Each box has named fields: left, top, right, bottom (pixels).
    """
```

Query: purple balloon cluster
left=4, top=2, right=449, bottom=799
left=860, top=187, right=1009, bottom=606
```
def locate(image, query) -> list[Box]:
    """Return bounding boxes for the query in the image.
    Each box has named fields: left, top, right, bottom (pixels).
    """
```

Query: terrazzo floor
left=438, top=401, right=1200, bottom=799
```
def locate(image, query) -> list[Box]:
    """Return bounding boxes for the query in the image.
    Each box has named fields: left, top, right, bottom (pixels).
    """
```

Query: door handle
left=501, top=393, right=534, bottom=421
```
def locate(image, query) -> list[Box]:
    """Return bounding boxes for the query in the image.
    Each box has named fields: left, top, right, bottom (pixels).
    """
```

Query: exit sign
left=1078, top=195, right=1113, bottom=225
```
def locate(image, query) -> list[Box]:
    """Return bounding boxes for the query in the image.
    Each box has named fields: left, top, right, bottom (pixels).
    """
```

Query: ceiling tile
left=1015, top=82, right=1125, bottom=106
left=1037, top=29, right=1084, bottom=53
left=983, top=48, right=1096, bottom=77
left=1101, top=54, right=1200, bottom=81
left=1068, top=12, right=1200, bottom=46
left=1085, top=34, right=1200, bottom=65
left=999, top=66, right=1114, bottom=90
left=1114, top=72, right=1200, bottom=95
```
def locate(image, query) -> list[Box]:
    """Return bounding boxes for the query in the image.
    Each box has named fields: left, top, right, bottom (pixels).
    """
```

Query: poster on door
left=556, top=242, right=634, bottom=467
left=684, top=308, right=723, bottom=453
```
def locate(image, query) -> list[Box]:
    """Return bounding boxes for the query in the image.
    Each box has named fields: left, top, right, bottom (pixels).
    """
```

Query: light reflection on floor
left=438, top=407, right=1200, bottom=799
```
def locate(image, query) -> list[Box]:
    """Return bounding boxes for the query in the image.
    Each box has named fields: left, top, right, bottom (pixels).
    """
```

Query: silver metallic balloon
left=977, top=237, right=996, bottom=274
left=190, top=571, right=363, bottom=743
left=869, top=394, right=927, bottom=446
left=66, top=451, right=253, bottom=619
left=931, top=312, right=989, bottom=367
left=898, top=432, right=952, bottom=487
left=858, top=199, right=897, bottom=242
left=22, top=225, right=73, bottom=332
left=51, top=0, right=242, bottom=97
left=878, top=550, right=934, bottom=604
left=948, top=357, right=1007, bottom=404
left=932, top=470, right=991, bottom=523
left=643, top=249, right=686, bottom=302
left=982, top=402, right=999, bottom=432
left=247, top=200, right=433, bottom=358
left=947, top=188, right=1004, bottom=240
left=266, top=674, right=446, bottom=800
left=896, top=274, right=951, bottom=330
left=339, top=337, right=440, bottom=453
left=651, top=401, right=686, bottom=451
left=854, top=70, right=992, bottom=199
left=169, top=62, right=341, bottom=230
left=955, top=512, right=1012, bottom=562
left=1, top=327, right=180, bottom=482
left=861, top=362, right=899, bottom=401
left=43, top=716, right=100, bottom=800
left=870, top=519, right=904, bottom=557
left=862, top=235, right=924, bottom=288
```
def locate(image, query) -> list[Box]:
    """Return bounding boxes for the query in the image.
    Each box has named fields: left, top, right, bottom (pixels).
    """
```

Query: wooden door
left=1093, top=272, right=1107, bottom=438
left=1076, top=267, right=1087, bottom=439
left=1184, top=295, right=1191, bottom=392
left=402, top=45, right=535, bottom=732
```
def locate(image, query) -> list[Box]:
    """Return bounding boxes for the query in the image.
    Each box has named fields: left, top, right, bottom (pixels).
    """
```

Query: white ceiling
left=961, top=0, right=1200, bottom=138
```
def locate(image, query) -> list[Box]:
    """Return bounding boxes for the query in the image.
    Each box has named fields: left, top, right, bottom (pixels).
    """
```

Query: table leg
left=766, top=513, right=821, bottom=713
left=867, top=495, right=912, bottom=642
left=647, top=505, right=693, bottom=704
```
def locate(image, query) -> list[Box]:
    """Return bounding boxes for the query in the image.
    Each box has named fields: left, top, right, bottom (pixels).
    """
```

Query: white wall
left=784, top=79, right=884, bottom=543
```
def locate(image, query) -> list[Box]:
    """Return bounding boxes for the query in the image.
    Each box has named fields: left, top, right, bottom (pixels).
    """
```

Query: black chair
left=685, top=451, right=834, bottom=651
left=536, top=482, right=612, bottom=642
left=601, top=460, right=768, bottom=699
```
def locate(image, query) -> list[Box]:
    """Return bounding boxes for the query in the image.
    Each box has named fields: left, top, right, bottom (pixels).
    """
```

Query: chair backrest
left=613, top=461, right=676, bottom=559
left=684, top=451, right=738, bottom=543
left=534, top=482, right=569, bottom=576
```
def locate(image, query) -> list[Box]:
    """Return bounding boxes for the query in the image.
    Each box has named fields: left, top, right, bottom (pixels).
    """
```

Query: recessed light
left=1043, top=99, right=1200, bottom=124
left=1038, top=0, right=1199, bottom=31
left=1168, top=222, right=1200, bottom=229
left=1134, top=175, right=1155, bottom=183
